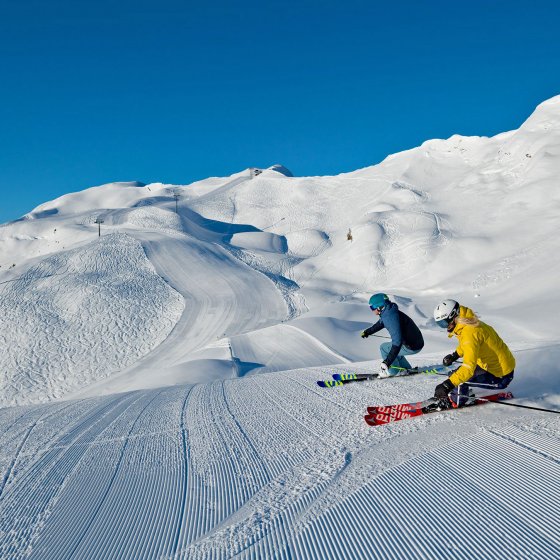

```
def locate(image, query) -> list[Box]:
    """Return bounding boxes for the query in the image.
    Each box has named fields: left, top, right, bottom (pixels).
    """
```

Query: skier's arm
left=449, top=333, right=481, bottom=385
left=363, top=321, right=384, bottom=337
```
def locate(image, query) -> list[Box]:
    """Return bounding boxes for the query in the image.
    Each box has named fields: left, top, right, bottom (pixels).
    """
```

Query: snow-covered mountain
left=0, top=97, right=559, bottom=559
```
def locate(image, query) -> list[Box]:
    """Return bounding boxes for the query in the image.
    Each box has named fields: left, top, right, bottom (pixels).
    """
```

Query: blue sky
left=0, top=0, right=559, bottom=223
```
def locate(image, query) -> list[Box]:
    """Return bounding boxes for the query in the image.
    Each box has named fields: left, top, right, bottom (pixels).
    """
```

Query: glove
left=443, top=351, right=459, bottom=367
left=361, top=330, right=370, bottom=339
left=379, top=362, right=390, bottom=378
left=434, top=379, right=455, bottom=400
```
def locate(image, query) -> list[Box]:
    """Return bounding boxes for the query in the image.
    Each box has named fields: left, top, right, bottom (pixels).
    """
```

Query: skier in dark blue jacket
left=361, top=293, right=424, bottom=377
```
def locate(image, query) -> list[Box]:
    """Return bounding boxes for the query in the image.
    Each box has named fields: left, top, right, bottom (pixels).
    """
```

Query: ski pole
left=465, top=382, right=507, bottom=388
left=471, top=396, right=560, bottom=415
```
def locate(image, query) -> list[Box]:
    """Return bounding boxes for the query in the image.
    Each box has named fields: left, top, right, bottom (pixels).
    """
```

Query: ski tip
left=364, top=411, right=389, bottom=426
left=317, top=380, right=342, bottom=388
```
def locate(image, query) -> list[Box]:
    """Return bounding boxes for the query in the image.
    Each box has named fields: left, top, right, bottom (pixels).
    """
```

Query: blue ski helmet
left=369, top=293, right=389, bottom=311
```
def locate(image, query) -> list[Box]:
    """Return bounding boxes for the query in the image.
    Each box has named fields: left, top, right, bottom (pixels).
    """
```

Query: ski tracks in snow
left=0, top=372, right=559, bottom=559
left=180, top=371, right=560, bottom=560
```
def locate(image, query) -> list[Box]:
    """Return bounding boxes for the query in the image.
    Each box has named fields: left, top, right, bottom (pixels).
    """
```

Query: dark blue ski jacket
left=364, top=301, right=424, bottom=366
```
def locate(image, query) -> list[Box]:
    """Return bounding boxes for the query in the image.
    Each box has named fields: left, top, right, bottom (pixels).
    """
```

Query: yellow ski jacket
left=448, top=306, right=516, bottom=386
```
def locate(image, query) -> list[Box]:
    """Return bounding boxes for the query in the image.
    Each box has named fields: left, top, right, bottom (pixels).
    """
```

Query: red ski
left=364, top=392, right=514, bottom=426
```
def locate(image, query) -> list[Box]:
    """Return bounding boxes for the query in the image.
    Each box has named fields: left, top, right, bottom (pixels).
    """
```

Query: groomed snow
left=0, top=96, right=559, bottom=558
left=0, top=351, right=558, bottom=559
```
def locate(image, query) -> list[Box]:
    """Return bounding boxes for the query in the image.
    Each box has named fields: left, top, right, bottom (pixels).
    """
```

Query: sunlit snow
left=0, top=98, right=559, bottom=559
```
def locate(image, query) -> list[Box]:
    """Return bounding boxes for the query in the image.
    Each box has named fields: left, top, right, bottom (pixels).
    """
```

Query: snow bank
left=229, top=231, right=287, bottom=253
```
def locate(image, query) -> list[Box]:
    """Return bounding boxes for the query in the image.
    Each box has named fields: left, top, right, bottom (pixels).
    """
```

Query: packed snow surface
left=0, top=97, right=559, bottom=558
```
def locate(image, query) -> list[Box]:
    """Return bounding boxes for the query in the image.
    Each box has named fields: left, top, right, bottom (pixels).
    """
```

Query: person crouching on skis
left=433, top=299, right=515, bottom=407
left=361, top=293, right=424, bottom=377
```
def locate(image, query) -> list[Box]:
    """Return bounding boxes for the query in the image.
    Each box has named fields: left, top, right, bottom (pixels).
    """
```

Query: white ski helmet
left=434, top=299, right=460, bottom=328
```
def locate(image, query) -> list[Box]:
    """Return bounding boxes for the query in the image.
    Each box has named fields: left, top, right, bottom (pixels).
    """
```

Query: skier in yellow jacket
left=433, top=299, right=515, bottom=407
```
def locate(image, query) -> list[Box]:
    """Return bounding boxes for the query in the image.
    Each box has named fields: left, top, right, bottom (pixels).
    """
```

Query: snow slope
left=0, top=96, right=559, bottom=558
left=0, top=233, right=184, bottom=406
left=0, top=351, right=558, bottom=559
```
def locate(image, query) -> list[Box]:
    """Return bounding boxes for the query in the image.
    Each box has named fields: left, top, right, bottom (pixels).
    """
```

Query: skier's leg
left=379, top=342, right=392, bottom=362
left=381, top=344, right=418, bottom=372
left=450, top=367, right=514, bottom=406
left=466, top=368, right=514, bottom=391
left=392, top=346, right=419, bottom=370
left=392, top=354, right=411, bottom=370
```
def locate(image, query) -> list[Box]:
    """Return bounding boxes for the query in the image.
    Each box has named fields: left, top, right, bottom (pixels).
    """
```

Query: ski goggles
left=436, top=315, right=459, bottom=329
left=370, top=305, right=384, bottom=312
